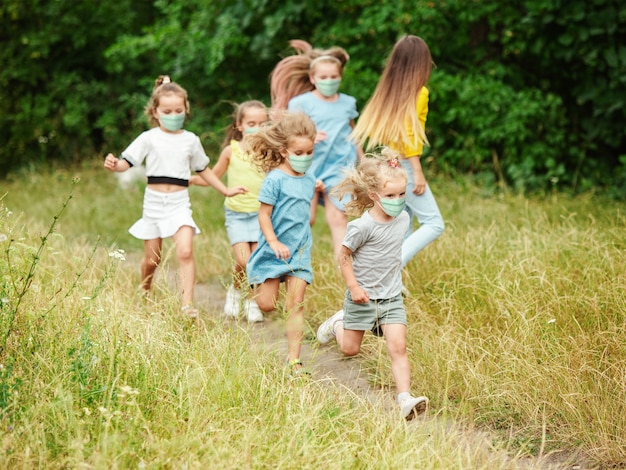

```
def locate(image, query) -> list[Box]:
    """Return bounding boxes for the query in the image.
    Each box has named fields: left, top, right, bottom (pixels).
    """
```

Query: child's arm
left=103, top=153, right=131, bottom=172
left=258, top=203, right=291, bottom=260
left=190, top=146, right=232, bottom=186
left=349, top=119, right=364, bottom=162
left=196, top=167, right=247, bottom=197
left=404, top=88, right=429, bottom=195
left=338, top=245, right=370, bottom=303
left=211, top=145, right=231, bottom=179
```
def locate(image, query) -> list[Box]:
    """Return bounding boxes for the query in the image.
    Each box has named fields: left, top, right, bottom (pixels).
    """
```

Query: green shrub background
left=2, top=0, right=626, bottom=194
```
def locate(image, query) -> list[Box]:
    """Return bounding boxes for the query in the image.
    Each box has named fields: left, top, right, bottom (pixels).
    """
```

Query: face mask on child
left=376, top=195, right=406, bottom=217
left=159, top=113, right=185, bottom=132
left=244, top=127, right=259, bottom=134
left=289, top=153, right=314, bottom=173
left=315, top=79, right=341, bottom=97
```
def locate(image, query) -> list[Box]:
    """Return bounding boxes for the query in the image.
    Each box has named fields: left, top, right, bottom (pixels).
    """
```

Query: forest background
left=2, top=0, right=626, bottom=196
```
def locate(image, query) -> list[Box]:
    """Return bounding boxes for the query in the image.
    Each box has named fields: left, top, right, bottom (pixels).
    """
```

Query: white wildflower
left=108, top=249, right=126, bottom=261
left=119, top=385, right=139, bottom=395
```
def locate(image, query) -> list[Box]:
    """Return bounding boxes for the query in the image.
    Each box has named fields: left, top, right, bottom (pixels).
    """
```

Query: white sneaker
left=399, top=395, right=429, bottom=420
left=244, top=299, right=264, bottom=323
left=316, top=309, right=344, bottom=344
left=223, top=285, right=241, bottom=318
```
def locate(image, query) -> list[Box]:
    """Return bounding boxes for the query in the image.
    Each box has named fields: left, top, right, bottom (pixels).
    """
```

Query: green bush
left=2, top=0, right=626, bottom=197
left=428, top=69, right=569, bottom=192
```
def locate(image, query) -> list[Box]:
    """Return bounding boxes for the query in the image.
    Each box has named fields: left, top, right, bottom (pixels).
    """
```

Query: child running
left=270, top=40, right=362, bottom=258
left=350, top=35, right=444, bottom=268
left=104, top=75, right=247, bottom=318
left=244, top=111, right=317, bottom=375
left=316, top=150, right=429, bottom=419
left=190, top=100, right=268, bottom=322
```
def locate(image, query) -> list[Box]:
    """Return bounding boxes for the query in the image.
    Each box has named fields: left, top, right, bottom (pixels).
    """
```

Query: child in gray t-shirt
left=316, top=150, right=429, bottom=420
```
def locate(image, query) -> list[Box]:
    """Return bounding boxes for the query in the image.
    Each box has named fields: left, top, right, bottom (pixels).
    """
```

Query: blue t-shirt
left=288, top=92, right=359, bottom=189
left=246, top=169, right=316, bottom=284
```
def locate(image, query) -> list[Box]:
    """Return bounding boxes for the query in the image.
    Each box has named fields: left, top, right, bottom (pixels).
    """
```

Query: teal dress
left=246, top=169, right=315, bottom=285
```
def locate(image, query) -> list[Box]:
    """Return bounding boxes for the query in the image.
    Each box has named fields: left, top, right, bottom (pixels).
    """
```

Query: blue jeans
left=400, top=158, right=445, bottom=267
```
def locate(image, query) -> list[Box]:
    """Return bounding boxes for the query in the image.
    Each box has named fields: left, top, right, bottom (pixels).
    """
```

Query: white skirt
left=129, top=188, right=200, bottom=240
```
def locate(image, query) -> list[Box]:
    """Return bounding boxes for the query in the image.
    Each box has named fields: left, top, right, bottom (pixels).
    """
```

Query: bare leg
left=380, top=324, right=411, bottom=393
left=335, top=323, right=365, bottom=357
left=322, top=193, right=348, bottom=258
left=141, top=238, right=162, bottom=293
left=252, top=278, right=280, bottom=313
left=172, top=225, right=195, bottom=306
left=284, top=276, right=308, bottom=363
left=231, top=241, right=255, bottom=289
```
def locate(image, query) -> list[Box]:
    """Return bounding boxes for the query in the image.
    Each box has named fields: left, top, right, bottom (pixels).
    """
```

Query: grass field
left=1, top=161, right=625, bottom=468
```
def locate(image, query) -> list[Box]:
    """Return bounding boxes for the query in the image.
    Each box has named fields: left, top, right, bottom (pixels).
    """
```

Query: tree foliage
left=0, top=0, right=154, bottom=171
left=2, top=0, right=625, bottom=195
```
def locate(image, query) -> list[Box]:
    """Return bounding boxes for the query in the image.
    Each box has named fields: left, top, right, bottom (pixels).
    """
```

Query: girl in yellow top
left=351, top=35, right=444, bottom=267
left=191, top=100, right=269, bottom=321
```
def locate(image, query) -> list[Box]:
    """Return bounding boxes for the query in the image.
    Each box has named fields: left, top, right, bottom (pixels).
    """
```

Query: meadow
left=0, top=162, right=624, bottom=469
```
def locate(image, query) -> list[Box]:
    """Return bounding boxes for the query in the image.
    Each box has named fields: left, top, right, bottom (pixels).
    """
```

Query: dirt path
left=194, top=282, right=383, bottom=404
left=192, top=281, right=591, bottom=470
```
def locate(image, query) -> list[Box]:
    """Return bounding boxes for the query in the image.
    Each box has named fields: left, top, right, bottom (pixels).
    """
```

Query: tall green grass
left=1, top=163, right=624, bottom=468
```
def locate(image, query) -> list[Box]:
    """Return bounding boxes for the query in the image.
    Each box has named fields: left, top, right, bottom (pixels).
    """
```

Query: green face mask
left=288, top=153, right=314, bottom=174
left=243, top=127, right=259, bottom=134
left=315, top=78, right=341, bottom=97
left=159, top=113, right=185, bottom=131
left=376, top=196, right=406, bottom=217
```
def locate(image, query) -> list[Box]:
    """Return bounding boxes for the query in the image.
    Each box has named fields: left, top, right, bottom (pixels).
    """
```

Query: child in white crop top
left=104, top=75, right=247, bottom=318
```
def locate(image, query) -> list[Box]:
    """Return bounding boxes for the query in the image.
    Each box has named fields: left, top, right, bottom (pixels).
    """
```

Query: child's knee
left=433, top=218, right=445, bottom=236
left=255, top=297, right=275, bottom=313
left=387, top=342, right=407, bottom=358
left=143, top=256, right=160, bottom=268
left=340, top=344, right=360, bottom=357
left=177, top=247, right=194, bottom=262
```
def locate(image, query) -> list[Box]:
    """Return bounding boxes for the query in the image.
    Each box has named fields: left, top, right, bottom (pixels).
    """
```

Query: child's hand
left=104, top=153, right=118, bottom=171
left=268, top=240, right=290, bottom=260
left=315, top=179, right=325, bottom=192
left=413, top=169, right=426, bottom=195
left=315, top=130, right=327, bottom=144
left=349, top=285, right=370, bottom=304
left=189, top=175, right=203, bottom=186
left=225, top=186, right=248, bottom=197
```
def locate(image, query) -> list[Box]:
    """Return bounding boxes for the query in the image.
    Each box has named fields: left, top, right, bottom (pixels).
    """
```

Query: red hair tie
left=388, top=158, right=399, bottom=168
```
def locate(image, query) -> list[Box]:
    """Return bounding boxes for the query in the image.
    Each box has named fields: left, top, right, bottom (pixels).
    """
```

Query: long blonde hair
left=144, top=75, right=190, bottom=127
left=243, top=111, right=317, bottom=173
left=351, top=35, right=432, bottom=152
left=270, top=40, right=350, bottom=109
left=333, top=148, right=408, bottom=217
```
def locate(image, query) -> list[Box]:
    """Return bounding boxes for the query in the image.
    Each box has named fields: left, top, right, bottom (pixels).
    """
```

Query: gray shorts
left=343, top=292, right=406, bottom=335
